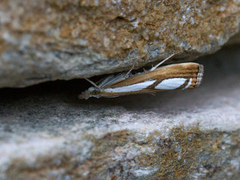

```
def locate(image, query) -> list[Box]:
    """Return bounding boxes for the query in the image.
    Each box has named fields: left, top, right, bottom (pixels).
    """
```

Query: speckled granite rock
left=0, top=0, right=240, bottom=88
left=0, top=47, right=240, bottom=179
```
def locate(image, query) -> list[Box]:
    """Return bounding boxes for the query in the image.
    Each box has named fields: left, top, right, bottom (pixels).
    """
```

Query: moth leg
left=125, top=59, right=136, bottom=77
left=84, top=78, right=101, bottom=90
left=150, top=53, right=175, bottom=71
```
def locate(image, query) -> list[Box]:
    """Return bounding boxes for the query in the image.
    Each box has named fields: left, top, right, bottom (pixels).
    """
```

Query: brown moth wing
left=106, top=63, right=203, bottom=88
left=98, top=63, right=203, bottom=97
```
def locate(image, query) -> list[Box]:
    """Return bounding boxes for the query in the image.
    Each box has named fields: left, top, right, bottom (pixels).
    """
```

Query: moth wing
left=80, top=62, right=204, bottom=99
left=152, top=63, right=204, bottom=90
left=103, top=80, right=157, bottom=93
left=98, top=73, right=133, bottom=88
left=105, top=62, right=203, bottom=91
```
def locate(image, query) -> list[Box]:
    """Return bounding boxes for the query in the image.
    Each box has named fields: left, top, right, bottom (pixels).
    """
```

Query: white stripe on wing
left=155, top=78, right=186, bottom=90
left=182, top=78, right=192, bottom=90
left=104, top=80, right=156, bottom=93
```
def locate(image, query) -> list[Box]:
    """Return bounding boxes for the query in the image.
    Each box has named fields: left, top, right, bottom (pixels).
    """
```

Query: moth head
left=78, top=87, right=101, bottom=100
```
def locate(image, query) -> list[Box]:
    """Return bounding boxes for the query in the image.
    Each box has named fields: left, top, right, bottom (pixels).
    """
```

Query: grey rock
left=0, top=0, right=240, bottom=88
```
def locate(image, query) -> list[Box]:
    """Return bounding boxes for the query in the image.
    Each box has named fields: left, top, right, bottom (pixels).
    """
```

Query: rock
left=0, top=0, right=240, bottom=88
left=227, top=32, right=240, bottom=45
left=0, top=47, right=239, bottom=179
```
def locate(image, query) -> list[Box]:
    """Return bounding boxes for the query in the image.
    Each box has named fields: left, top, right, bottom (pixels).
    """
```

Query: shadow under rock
left=0, top=45, right=240, bottom=114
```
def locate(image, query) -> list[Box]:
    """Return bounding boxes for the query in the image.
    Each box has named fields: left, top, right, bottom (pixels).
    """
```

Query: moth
left=79, top=55, right=204, bottom=100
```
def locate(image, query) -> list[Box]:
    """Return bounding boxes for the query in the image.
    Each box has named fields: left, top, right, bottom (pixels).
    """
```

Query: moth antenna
left=84, top=78, right=101, bottom=90
left=125, top=59, right=136, bottom=77
left=150, top=53, right=175, bottom=71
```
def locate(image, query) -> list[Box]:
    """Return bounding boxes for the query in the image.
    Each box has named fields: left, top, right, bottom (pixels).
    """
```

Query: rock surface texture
left=0, top=47, right=240, bottom=179
left=0, top=0, right=240, bottom=87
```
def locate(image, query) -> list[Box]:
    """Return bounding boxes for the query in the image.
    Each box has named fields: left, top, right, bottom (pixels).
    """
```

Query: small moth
left=79, top=55, right=204, bottom=99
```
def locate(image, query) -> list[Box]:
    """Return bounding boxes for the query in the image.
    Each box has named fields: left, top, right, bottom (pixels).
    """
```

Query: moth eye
left=92, top=90, right=100, bottom=96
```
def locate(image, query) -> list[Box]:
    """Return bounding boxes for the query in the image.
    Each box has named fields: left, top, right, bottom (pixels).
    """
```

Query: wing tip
left=195, top=64, right=204, bottom=87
